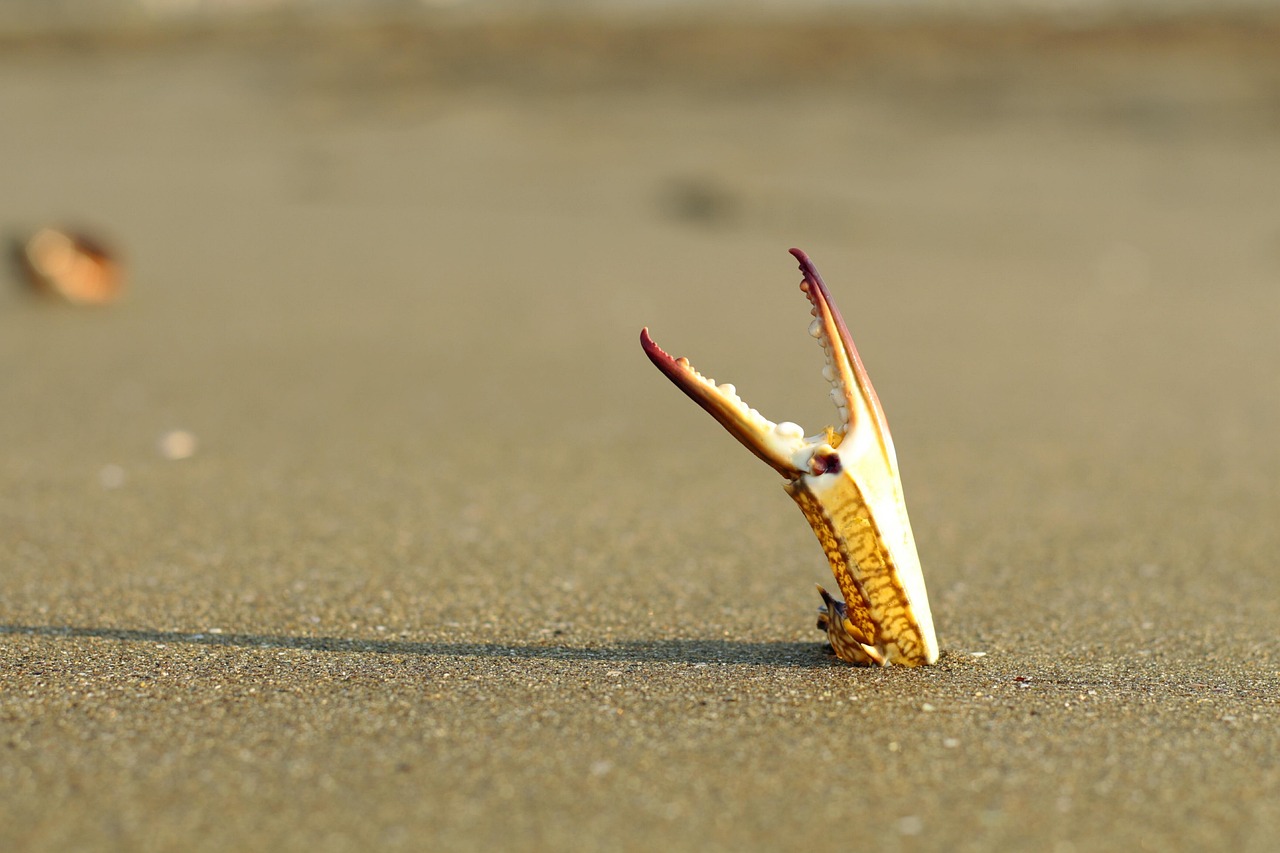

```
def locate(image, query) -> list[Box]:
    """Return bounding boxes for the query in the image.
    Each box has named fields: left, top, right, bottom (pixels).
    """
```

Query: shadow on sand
left=0, top=624, right=840, bottom=668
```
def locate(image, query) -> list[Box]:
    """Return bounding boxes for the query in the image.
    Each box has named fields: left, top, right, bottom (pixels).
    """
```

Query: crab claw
left=640, top=248, right=900, bottom=484
left=641, top=248, right=938, bottom=667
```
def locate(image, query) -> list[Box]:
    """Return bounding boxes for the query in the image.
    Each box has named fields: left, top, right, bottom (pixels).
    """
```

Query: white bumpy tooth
left=718, top=384, right=736, bottom=398
left=775, top=421, right=805, bottom=440
left=822, top=364, right=835, bottom=382
left=808, top=318, right=822, bottom=339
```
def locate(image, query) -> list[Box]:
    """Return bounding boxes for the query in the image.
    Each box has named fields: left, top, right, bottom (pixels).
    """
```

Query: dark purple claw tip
left=789, top=248, right=822, bottom=286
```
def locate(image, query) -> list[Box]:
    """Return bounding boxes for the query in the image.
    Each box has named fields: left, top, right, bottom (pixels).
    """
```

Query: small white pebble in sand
left=159, top=429, right=198, bottom=460
left=970, top=651, right=987, bottom=658
left=943, top=738, right=960, bottom=748
left=99, top=464, right=126, bottom=489
left=921, top=703, right=936, bottom=712
left=897, top=816, right=923, bottom=836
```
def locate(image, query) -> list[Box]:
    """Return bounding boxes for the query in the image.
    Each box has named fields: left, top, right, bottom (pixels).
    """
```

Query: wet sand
left=2, top=15, right=1279, bottom=852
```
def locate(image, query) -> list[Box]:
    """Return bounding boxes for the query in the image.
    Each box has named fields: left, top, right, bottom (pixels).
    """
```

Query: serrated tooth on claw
left=808, top=318, right=822, bottom=339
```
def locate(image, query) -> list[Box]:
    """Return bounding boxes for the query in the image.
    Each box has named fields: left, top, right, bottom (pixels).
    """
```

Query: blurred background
left=3, top=0, right=1277, bottom=611
left=2, top=1, right=1278, bottom=850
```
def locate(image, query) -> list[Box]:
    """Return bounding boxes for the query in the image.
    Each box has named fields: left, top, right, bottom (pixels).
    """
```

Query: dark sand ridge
left=1, top=13, right=1278, bottom=852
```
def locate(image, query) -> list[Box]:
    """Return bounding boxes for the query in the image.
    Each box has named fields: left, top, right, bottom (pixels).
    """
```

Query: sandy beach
left=2, top=10, right=1279, bottom=852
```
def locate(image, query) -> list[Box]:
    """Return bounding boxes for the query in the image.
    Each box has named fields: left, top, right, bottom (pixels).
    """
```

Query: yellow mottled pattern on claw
left=786, top=475, right=930, bottom=666
left=789, top=488, right=877, bottom=646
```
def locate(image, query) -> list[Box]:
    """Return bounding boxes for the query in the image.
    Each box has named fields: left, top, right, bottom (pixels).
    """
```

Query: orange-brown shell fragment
left=14, top=227, right=124, bottom=305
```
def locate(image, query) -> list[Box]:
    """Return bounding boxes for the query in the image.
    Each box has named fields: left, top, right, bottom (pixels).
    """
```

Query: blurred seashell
left=12, top=227, right=124, bottom=305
